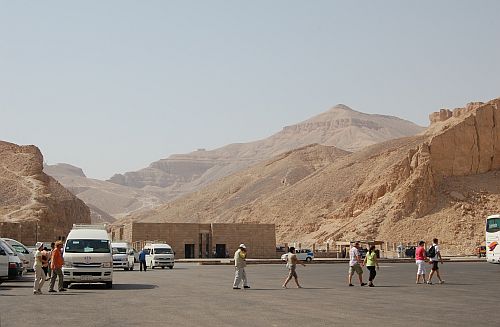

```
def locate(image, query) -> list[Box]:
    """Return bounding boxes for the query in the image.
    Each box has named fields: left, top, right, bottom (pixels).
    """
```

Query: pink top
left=415, top=246, right=426, bottom=261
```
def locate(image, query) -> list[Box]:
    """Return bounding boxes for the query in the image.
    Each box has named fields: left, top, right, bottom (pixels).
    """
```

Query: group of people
left=33, top=240, right=66, bottom=295
left=232, top=239, right=445, bottom=289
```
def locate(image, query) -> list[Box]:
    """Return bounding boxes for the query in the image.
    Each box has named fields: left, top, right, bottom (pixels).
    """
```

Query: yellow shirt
left=365, top=251, right=377, bottom=266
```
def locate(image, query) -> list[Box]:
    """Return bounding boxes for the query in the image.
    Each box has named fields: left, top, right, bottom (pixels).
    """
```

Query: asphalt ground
left=1, top=262, right=499, bottom=327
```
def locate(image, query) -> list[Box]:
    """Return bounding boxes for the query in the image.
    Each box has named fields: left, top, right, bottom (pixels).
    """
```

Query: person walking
left=41, top=246, right=50, bottom=281
left=427, top=238, right=444, bottom=284
left=139, top=248, right=147, bottom=272
left=282, top=247, right=306, bottom=288
left=233, top=244, right=250, bottom=289
left=33, top=242, right=46, bottom=295
left=415, top=241, right=428, bottom=284
left=48, top=241, right=66, bottom=292
left=348, top=242, right=366, bottom=287
left=46, top=242, right=55, bottom=280
left=363, top=245, right=379, bottom=287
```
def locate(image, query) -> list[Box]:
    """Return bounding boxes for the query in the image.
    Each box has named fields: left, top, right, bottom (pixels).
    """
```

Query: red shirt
left=415, top=246, right=426, bottom=261
left=51, top=248, right=64, bottom=269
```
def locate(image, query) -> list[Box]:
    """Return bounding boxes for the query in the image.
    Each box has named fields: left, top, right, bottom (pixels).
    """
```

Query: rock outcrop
left=0, top=141, right=90, bottom=243
left=117, top=98, right=500, bottom=255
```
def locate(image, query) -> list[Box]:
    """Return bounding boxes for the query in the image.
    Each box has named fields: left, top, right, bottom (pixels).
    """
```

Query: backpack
left=427, top=245, right=436, bottom=258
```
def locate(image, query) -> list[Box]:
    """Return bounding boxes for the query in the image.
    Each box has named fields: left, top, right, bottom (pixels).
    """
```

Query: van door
left=0, top=246, right=9, bottom=279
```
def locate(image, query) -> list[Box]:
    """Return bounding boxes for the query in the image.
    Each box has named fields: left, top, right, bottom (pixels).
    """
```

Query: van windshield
left=112, top=247, right=127, bottom=254
left=65, top=239, right=111, bottom=253
left=154, top=248, right=172, bottom=254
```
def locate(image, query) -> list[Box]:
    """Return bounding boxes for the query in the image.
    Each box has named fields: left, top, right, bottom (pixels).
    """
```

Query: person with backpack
left=363, top=245, right=379, bottom=287
left=427, top=238, right=444, bottom=284
left=282, top=247, right=306, bottom=288
left=415, top=241, right=428, bottom=284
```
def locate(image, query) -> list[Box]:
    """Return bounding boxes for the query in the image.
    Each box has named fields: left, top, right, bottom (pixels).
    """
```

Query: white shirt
left=349, top=247, right=360, bottom=266
left=430, top=244, right=440, bottom=261
left=34, top=250, right=43, bottom=269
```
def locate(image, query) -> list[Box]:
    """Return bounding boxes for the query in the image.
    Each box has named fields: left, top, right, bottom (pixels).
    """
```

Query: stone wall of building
left=110, top=222, right=276, bottom=259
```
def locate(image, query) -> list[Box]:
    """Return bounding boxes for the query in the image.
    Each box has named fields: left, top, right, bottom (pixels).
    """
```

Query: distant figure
left=282, top=247, right=305, bottom=288
left=415, top=241, right=428, bottom=284
left=47, top=242, right=55, bottom=279
left=41, top=246, right=50, bottom=281
left=397, top=243, right=404, bottom=258
left=48, top=241, right=65, bottom=292
left=139, top=248, right=147, bottom=272
left=348, top=242, right=366, bottom=287
left=427, top=238, right=444, bottom=284
left=33, top=242, right=46, bottom=295
left=232, top=244, right=250, bottom=289
left=363, top=245, right=379, bottom=287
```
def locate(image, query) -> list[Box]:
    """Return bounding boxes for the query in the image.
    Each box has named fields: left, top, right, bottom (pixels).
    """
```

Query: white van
left=144, top=243, right=175, bottom=269
left=111, top=242, right=135, bottom=270
left=0, top=239, right=24, bottom=279
left=63, top=225, right=113, bottom=289
left=3, top=238, right=34, bottom=272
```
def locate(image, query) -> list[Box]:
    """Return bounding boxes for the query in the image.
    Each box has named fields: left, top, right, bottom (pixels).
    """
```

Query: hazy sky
left=1, top=1, right=499, bottom=179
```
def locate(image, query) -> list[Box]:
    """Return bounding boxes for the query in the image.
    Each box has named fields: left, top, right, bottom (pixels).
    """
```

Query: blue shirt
left=139, top=250, right=146, bottom=262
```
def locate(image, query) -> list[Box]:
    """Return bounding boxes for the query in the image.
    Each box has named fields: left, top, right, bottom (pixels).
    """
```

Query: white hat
left=239, top=244, right=246, bottom=249
left=35, top=242, right=44, bottom=249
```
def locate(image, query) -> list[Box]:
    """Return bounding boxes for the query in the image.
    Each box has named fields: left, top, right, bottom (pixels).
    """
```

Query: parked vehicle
left=0, top=244, right=8, bottom=283
left=3, top=238, right=34, bottom=272
left=475, top=245, right=486, bottom=258
left=0, top=239, right=24, bottom=279
left=281, top=248, right=314, bottom=262
left=111, top=242, right=135, bottom=270
left=144, top=243, right=175, bottom=269
left=63, top=225, right=113, bottom=289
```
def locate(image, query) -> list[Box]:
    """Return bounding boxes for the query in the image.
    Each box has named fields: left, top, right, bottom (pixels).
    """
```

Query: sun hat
left=239, top=244, right=246, bottom=249
left=35, top=242, right=44, bottom=249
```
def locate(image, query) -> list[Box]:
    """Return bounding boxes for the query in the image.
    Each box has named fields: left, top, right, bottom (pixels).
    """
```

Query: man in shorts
left=427, top=238, right=444, bottom=284
left=348, top=242, right=366, bottom=287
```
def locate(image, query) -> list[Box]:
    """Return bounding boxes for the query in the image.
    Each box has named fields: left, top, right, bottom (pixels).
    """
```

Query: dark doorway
left=185, top=244, right=195, bottom=259
left=215, top=244, right=226, bottom=258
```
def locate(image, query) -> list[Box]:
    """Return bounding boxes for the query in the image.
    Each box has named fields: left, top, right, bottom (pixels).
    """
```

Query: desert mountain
left=44, top=163, right=165, bottom=223
left=108, top=105, right=424, bottom=194
left=0, top=141, right=90, bottom=243
left=117, top=98, right=500, bottom=255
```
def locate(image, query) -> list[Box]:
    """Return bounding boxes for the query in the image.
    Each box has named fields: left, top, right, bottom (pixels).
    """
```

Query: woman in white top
left=33, top=242, right=46, bottom=295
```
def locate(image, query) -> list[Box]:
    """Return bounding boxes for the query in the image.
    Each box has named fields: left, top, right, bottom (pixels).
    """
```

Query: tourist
left=48, top=241, right=66, bottom=292
left=415, top=241, right=428, bottom=284
left=47, top=242, right=55, bottom=279
left=427, top=238, right=444, bottom=284
left=282, top=247, right=305, bottom=288
left=139, top=248, right=147, bottom=272
left=33, top=242, right=46, bottom=295
left=363, top=245, right=379, bottom=287
left=233, top=244, right=250, bottom=289
left=41, top=246, right=50, bottom=281
left=348, top=242, right=366, bottom=287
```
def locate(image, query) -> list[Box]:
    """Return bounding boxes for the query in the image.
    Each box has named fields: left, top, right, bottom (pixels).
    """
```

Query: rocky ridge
left=0, top=142, right=90, bottom=243
left=117, top=98, right=500, bottom=255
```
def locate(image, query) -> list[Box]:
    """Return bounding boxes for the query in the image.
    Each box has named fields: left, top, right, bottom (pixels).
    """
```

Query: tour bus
left=144, top=243, right=175, bottom=269
left=486, top=214, right=500, bottom=264
left=63, top=225, right=113, bottom=288
left=111, top=242, right=135, bottom=270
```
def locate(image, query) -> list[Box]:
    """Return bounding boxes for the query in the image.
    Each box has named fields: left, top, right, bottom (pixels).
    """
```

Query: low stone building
left=111, top=222, right=276, bottom=259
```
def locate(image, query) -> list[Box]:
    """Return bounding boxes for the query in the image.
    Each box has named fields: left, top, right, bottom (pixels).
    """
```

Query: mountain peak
left=329, top=104, right=354, bottom=111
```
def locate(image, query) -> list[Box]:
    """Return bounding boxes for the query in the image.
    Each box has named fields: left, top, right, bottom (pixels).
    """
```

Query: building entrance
left=185, top=244, right=195, bottom=259
left=215, top=244, right=226, bottom=258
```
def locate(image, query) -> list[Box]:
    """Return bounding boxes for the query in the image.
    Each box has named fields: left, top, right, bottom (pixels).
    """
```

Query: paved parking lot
left=1, top=262, right=499, bottom=326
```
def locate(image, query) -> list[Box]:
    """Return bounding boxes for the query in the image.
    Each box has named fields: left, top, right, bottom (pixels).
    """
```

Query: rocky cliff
left=0, top=141, right=91, bottom=244
left=117, top=98, right=500, bottom=255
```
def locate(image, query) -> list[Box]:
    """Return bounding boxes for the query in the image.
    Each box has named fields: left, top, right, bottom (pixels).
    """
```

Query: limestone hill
left=117, top=98, right=500, bottom=255
left=0, top=142, right=90, bottom=243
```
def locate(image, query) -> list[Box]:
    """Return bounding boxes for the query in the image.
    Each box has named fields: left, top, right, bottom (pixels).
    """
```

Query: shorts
left=416, top=260, right=426, bottom=275
left=349, top=263, right=363, bottom=275
left=287, top=265, right=298, bottom=279
left=431, top=261, right=439, bottom=271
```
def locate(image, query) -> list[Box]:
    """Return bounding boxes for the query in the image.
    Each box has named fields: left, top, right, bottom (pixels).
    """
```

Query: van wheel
left=162, top=266, right=165, bottom=269
left=169, top=266, right=173, bottom=269
left=105, top=281, right=113, bottom=289
left=63, top=282, right=70, bottom=289
left=306, top=257, right=312, bottom=262
left=124, top=267, right=129, bottom=271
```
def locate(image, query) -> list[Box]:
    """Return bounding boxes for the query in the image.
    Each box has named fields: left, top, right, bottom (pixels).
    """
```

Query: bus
left=486, top=214, right=500, bottom=264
